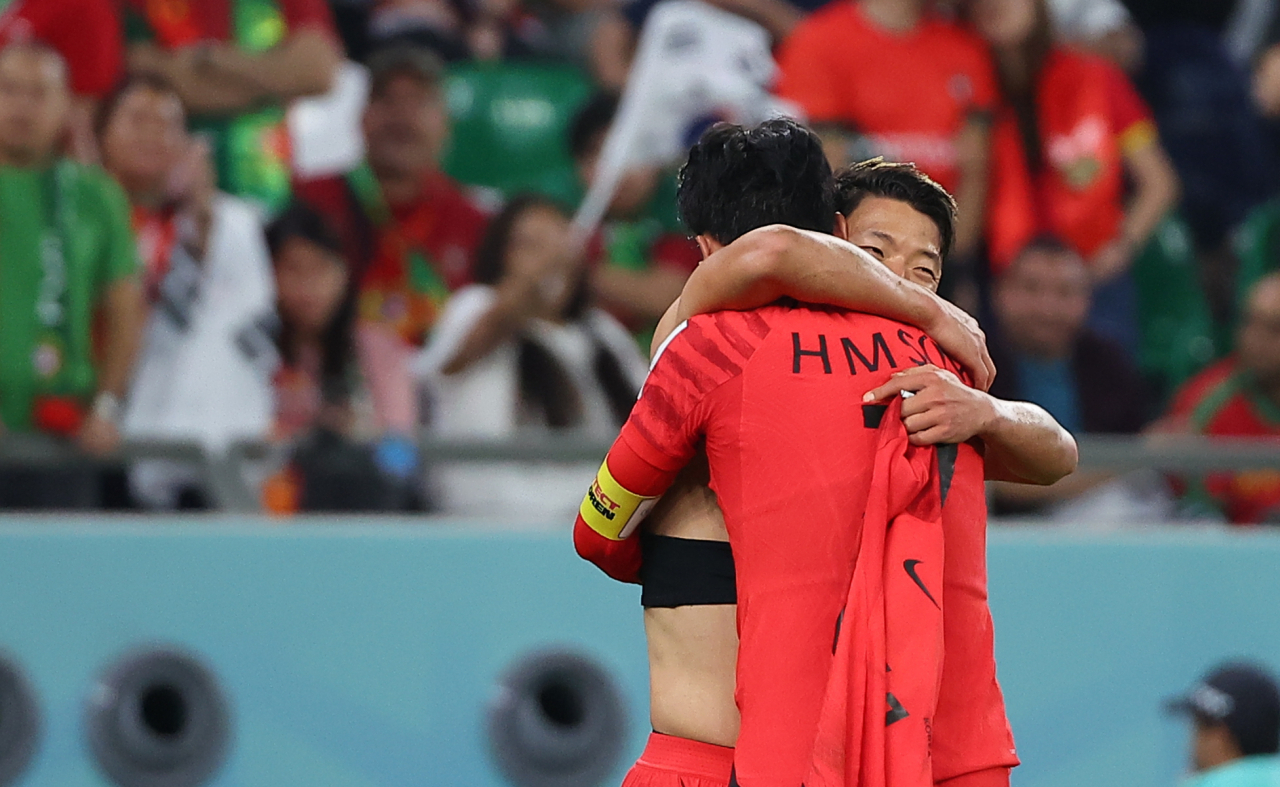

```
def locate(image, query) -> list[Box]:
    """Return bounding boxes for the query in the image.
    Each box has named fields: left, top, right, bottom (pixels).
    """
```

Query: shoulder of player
left=650, top=310, right=775, bottom=374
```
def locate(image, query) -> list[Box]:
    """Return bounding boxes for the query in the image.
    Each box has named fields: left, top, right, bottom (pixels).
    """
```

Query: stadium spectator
left=97, top=74, right=278, bottom=509
left=265, top=202, right=421, bottom=512
left=122, top=0, right=341, bottom=212
left=294, top=44, right=488, bottom=349
left=971, top=0, right=1180, bottom=354
left=0, top=42, right=144, bottom=509
left=416, top=194, right=647, bottom=521
left=1166, top=662, right=1280, bottom=785
left=1163, top=273, right=1280, bottom=524
left=0, top=0, right=124, bottom=161
left=986, top=237, right=1151, bottom=514
left=1124, top=0, right=1277, bottom=325
left=1046, top=0, right=1141, bottom=71
left=569, top=92, right=700, bottom=346
left=774, top=0, right=997, bottom=276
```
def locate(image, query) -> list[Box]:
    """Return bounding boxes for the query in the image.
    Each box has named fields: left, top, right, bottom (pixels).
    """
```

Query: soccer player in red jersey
left=576, top=122, right=1075, bottom=787
left=577, top=155, right=1077, bottom=787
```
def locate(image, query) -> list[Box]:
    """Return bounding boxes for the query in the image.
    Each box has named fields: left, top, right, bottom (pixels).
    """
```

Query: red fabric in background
left=0, top=0, right=123, bottom=97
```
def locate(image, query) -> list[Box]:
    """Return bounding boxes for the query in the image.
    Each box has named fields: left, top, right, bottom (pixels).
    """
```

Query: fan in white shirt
left=418, top=194, right=648, bottom=522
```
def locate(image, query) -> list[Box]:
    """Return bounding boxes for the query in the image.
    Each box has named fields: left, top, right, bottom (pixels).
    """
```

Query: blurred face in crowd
left=1193, top=717, right=1243, bottom=772
left=969, top=0, right=1039, bottom=48
left=0, top=44, right=70, bottom=165
left=993, top=245, right=1092, bottom=360
left=506, top=202, right=582, bottom=319
left=275, top=237, right=350, bottom=337
left=1238, top=274, right=1280, bottom=393
left=363, top=71, right=449, bottom=182
left=844, top=196, right=943, bottom=293
left=575, top=128, right=661, bottom=219
left=100, top=84, right=187, bottom=198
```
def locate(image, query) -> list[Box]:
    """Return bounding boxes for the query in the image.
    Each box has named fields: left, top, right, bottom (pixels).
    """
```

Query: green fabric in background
left=0, top=163, right=139, bottom=431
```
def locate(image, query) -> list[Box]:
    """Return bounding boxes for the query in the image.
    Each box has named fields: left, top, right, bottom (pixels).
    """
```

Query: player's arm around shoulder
left=864, top=364, right=1078, bottom=485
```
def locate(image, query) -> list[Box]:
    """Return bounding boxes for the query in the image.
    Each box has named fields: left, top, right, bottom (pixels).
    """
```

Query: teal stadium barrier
left=0, top=521, right=1278, bottom=787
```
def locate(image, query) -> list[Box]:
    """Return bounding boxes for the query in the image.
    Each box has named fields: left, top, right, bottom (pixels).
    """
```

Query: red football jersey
left=931, top=443, right=1020, bottom=782
left=578, top=304, right=969, bottom=785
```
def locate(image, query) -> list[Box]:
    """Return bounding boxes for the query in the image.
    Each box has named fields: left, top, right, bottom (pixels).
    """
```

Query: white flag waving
left=572, top=0, right=800, bottom=237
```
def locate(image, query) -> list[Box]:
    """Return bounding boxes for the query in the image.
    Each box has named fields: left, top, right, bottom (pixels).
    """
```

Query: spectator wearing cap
left=569, top=92, right=700, bottom=347
left=122, top=0, right=342, bottom=212
left=986, top=237, right=1151, bottom=515
left=1161, top=273, right=1280, bottom=524
left=294, top=44, right=489, bottom=351
left=0, top=0, right=125, bottom=161
left=1167, top=662, right=1280, bottom=786
left=0, top=42, right=145, bottom=508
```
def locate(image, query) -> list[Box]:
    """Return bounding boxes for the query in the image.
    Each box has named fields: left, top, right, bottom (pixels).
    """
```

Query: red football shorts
left=621, top=733, right=734, bottom=787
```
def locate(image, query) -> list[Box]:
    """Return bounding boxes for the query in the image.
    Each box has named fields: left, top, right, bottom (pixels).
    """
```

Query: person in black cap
left=1166, top=662, right=1280, bottom=786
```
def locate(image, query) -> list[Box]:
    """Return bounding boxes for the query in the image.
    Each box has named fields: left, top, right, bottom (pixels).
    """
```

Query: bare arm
left=439, top=275, right=548, bottom=375
left=673, top=224, right=996, bottom=389
left=591, top=265, right=688, bottom=325
left=1089, top=138, right=1180, bottom=281
left=951, top=115, right=991, bottom=260
left=79, top=277, right=146, bottom=456
left=200, top=28, right=341, bottom=103
left=701, top=0, right=803, bottom=40
left=1119, top=140, right=1179, bottom=254
left=865, top=365, right=1078, bottom=485
left=129, top=29, right=339, bottom=116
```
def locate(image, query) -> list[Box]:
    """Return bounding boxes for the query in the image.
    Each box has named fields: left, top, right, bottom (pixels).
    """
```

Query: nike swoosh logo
left=904, top=559, right=940, bottom=609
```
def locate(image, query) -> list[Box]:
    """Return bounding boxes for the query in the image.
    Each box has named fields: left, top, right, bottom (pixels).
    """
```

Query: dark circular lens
left=140, top=684, right=187, bottom=738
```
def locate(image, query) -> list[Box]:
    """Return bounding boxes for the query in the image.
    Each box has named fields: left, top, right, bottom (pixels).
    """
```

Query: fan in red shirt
left=1164, top=274, right=1280, bottom=524
left=294, top=46, right=489, bottom=348
left=970, top=0, right=1179, bottom=278
left=774, top=0, right=997, bottom=261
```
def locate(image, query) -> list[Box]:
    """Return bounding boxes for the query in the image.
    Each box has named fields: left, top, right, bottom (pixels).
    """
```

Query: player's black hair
left=677, top=118, right=835, bottom=245
left=568, top=91, right=619, bottom=160
left=94, top=72, right=184, bottom=140
left=473, top=193, right=638, bottom=428
left=835, top=159, right=958, bottom=261
left=267, top=202, right=359, bottom=408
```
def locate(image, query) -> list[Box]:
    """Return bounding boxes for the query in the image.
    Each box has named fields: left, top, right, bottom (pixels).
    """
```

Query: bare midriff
left=642, top=461, right=740, bottom=748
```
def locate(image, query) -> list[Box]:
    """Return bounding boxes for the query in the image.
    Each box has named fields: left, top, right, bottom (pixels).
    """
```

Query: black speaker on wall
left=487, top=649, right=628, bottom=787
left=85, top=647, right=231, bottom=787
left=0, top=653, right=39, bottom=787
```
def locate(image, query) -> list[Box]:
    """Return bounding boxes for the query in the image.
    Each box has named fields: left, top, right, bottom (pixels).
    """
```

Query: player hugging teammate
left=574, top=118, right=1078, bottom=787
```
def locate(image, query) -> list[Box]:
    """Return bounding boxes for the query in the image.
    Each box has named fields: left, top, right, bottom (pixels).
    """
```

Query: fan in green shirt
left=0, top=41, right=143, bottom=454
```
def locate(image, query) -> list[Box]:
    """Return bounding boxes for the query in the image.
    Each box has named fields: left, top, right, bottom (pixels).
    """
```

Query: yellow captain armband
left=579, top=459, right=660, bottom=541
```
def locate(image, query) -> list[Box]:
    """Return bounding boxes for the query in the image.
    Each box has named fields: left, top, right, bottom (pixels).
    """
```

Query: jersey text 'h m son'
left=790, top=329, right=964, bottom=377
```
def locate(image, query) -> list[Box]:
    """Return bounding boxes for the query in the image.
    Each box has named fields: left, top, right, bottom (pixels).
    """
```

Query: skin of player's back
left=642, top=461, right=740, bottom=747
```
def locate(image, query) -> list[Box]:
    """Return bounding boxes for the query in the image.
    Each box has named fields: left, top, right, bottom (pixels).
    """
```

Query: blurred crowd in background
left=0, top=0, right=1277, bottom=522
